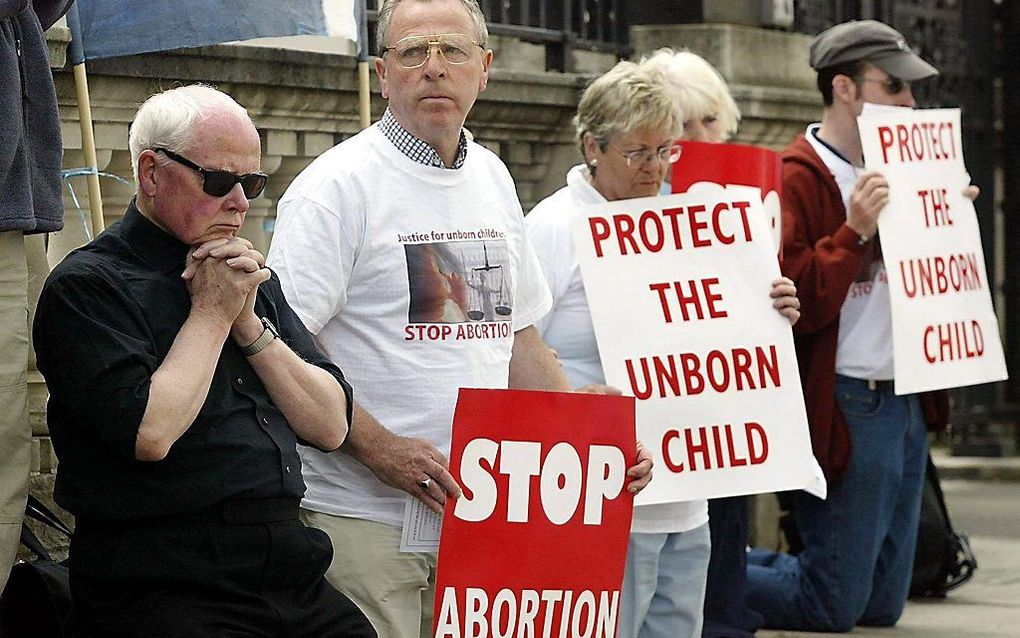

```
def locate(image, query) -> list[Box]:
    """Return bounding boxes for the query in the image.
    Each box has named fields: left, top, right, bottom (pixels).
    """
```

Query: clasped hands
left=181, top=237, right=269, bottom=341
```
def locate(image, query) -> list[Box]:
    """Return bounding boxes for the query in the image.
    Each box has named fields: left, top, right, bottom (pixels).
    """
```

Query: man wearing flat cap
left=745, top=20, right=956, bottom=632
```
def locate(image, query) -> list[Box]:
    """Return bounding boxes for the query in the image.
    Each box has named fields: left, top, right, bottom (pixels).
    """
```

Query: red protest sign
left=672, top=141, right=783, bottom=254
left=671, top=141, right=782, bottom=194
left=433, top=388, right=635, bottom=638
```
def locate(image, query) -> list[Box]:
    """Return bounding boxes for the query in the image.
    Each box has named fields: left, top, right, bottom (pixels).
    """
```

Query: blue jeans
left=619, top=523, right=711, bottom=638
left=746, top=375, right=928, bottom=632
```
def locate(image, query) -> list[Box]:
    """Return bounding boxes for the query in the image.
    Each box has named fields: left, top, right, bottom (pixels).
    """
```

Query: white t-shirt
left=526, top=164, right=708, bottom=534
left=805, top=124, right=895, bottom=380
left=268, top=125, right=552, bottom=528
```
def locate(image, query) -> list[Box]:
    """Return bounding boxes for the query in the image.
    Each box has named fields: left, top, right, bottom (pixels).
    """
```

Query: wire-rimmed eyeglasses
left=381, top=33, right=484, bottom=69
left=609, top=142, right=683, bottom=168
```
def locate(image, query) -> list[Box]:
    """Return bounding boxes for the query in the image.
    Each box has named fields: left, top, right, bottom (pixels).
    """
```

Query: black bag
left=909, top=454, right=978, bottom=598
left=0, top=495, right=74, bottom=637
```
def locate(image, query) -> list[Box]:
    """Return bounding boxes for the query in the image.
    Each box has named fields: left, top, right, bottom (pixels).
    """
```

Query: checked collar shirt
left=377, top=107, right=469, bottom=169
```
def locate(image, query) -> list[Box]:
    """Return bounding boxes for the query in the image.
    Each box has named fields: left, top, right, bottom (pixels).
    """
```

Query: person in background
left=644, top=50, right=741, bottom=193
left=640, top=47, right=765, bottom=638
left=0, top=0, right=75, bottom=594
left=525, top=59, right=800, bottom=638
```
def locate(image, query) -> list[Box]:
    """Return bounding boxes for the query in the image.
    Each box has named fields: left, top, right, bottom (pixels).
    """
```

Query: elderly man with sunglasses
left=744, top=20, right=972, bottom=632
left=33, top=85, right=375, bottom=637
left=266, top=0, right=652, bottom=636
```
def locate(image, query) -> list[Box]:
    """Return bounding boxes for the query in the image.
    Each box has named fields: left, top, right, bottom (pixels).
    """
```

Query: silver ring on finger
left=418, top=476, right=432, bottom=491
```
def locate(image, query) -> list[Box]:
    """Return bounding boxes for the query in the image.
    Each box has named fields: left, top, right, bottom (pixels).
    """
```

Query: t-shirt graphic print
left=404, top=239, right=514, bottom=324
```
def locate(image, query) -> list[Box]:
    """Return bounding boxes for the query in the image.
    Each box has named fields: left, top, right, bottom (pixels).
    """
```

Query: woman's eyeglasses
left=154, top=148, right=268, bottom=199
left=610, top=142, right=683, bottom=168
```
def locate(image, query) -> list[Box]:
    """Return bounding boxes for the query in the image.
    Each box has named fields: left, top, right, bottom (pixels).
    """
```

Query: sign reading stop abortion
left=433, top=389, right=635, bottom=638
left=569, top=186, right=825, bottom=507
left=858, top=104, right=1008, bottom=394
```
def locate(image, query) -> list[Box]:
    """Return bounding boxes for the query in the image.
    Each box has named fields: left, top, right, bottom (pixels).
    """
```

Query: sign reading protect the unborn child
left=858, top=104, right=1008, bottom=394
left=569, top=185, right=826, bottom=506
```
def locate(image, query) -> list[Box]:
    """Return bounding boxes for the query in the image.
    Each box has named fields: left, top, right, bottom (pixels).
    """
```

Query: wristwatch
left=856, top=232, right=871, bottom=246
left=240, top=317, right=279, bottom=357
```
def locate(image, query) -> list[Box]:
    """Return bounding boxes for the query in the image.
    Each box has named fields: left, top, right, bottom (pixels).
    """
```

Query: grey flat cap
left=810, top=20, right=938, bottom=81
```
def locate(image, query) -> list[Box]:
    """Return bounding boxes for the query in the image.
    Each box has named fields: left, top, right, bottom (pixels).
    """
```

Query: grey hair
left=128, top=84, right=255, bottom=182
left=376, top=0, right=488, bottom=55
left=639, top=48, right=741, bottom=140
left=574, top=60, right=685, bottom=162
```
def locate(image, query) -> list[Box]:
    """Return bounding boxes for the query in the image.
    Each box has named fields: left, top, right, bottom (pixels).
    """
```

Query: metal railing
left=365, top=0, right=629, bottom=71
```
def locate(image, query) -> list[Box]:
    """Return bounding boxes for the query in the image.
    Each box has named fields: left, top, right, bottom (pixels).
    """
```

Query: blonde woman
left=526, top=60, right=799, bottom=638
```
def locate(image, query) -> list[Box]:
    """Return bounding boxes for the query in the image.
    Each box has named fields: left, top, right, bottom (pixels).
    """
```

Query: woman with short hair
left=526, top=60, right=799, bottom=638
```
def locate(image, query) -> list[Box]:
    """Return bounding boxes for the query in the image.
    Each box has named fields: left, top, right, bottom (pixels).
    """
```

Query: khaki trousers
left=0, top=230, right=31, bottom=594
left=301, top=509, right=437, bottom=638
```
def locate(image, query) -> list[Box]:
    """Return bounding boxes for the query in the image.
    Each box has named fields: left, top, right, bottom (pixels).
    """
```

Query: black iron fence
left=365, top=0, right=629, bottom=71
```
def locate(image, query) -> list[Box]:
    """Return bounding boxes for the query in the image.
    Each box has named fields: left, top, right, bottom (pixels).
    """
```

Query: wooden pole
left=357, top=0, right=371, bottom=130
left=358, top=61, right=371, bottom=130
left=72, top=62, right=104, bottom=236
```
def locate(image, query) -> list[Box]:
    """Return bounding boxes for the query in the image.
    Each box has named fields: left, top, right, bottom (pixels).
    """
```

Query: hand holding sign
left=771, top=276, right=801, bottom=325
left=355, top=406, right=462, bottom=513
left=847, top=171, right=890, bottom=239
left=626, top=441, right=654, bottom=494
left=573, top=384, right=653, bottom=494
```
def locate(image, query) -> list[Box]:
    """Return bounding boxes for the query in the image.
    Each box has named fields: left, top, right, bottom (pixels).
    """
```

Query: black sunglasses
left=857, top=75, right=909, bottom=95
left=154, top=148, right=268, bottom=199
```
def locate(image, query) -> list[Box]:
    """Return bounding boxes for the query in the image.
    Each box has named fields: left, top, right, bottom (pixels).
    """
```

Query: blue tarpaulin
left=66, top=0, right=356, bottom=64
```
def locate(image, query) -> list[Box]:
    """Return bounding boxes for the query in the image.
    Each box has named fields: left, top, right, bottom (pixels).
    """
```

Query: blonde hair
left=574, top=60, right=684, bottom=161
left=640, top=48, right=741, bottom=140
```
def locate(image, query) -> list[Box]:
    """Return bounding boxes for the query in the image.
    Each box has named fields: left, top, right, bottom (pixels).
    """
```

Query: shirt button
left=285, top=465, right=292, bottom=474
left=236, top=378, right=244, bottom=386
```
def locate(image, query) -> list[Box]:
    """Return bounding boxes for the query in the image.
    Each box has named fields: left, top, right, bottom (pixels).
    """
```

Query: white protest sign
left=570, top=185, right=826, bottom=505
left=858, top=104, right=1007, bottom=394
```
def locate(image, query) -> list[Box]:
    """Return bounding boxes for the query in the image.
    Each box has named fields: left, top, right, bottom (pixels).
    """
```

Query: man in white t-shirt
left=745, top=20, right=965, bottom=632
left=266, top=1, right=652, bottom=636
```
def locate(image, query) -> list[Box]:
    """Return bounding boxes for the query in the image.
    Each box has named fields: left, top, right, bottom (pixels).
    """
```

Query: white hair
left=376, top=0, right=488, bottom=55
left=640, top=49, right=741, bottom=140
left=128, top=84, right=254, bottom=181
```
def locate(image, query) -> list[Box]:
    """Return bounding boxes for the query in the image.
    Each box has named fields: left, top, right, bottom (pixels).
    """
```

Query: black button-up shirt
left=33, top=202, right=353, bottom=522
